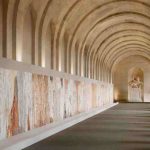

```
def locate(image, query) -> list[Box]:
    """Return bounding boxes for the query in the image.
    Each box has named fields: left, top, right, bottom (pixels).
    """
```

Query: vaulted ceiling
left=1, top=0, right=150, bottom=82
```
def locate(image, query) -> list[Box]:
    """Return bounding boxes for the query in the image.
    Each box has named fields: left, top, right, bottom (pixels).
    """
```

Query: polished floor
left=24, top=103, right=150, bottom=150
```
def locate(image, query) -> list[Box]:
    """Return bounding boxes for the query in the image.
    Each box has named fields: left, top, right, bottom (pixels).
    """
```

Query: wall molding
left=0, top=103, right=118, bottom=150
left=0, top=58, right=112, bottom=85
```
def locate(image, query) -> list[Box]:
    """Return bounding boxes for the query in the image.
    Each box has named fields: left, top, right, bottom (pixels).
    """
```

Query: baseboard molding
left=0, top=103, right=118, bottom=150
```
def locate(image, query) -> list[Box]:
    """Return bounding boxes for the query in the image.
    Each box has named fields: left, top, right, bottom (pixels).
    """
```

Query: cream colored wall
left=113, top=55, right=150, bottom=102
left=22, top=8, right=33, bottom=64
left=45, top=25, right=51, bottom=69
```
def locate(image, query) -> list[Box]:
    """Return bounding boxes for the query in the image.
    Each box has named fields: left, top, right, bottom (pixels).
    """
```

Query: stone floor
left=24, top=103, right=150, bottom=150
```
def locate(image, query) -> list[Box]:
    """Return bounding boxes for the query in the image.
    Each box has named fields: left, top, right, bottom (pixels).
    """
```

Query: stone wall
left=0, top=59, right=113, bottom=141
left=113, top=55, right=150, bottom=102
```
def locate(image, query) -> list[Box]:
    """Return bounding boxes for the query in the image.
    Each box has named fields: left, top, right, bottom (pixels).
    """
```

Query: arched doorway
left=128, top=68, right=144, bottom=102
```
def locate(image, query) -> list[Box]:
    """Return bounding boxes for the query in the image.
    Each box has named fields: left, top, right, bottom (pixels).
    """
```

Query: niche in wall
left=128, top=67, right=144, bottom=102
left=22, top=7, right=34, bottom=64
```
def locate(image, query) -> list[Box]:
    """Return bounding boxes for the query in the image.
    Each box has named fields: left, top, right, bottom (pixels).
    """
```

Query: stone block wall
left=0, top=65, right=113, bottom=141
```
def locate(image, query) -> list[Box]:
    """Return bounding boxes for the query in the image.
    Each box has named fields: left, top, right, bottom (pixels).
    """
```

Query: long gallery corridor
left=0, top=0, right=150, bottom=149
left=25, top=103, right=150, bottom=150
